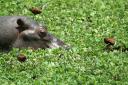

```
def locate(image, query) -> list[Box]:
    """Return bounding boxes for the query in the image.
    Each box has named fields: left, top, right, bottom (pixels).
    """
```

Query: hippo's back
left=0, top=16, right=40, bottom=29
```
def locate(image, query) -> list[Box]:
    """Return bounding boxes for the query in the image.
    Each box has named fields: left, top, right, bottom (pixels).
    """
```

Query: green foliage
left=0, top=0, right=128, bottom=84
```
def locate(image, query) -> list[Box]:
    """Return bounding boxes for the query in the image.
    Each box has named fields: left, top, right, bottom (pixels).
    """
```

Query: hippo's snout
left=44, top=33, right=68, bottom=49
left=13, top=28, right=68, bottom=49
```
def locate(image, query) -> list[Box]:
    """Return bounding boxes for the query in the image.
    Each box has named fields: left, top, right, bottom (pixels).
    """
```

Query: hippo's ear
left=17, top=18, right=25, bottom=26
left=16, top=18, right=28, bottom=33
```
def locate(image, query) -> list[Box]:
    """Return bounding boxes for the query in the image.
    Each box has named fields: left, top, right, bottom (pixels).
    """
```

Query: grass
left=0, top=0, right=128, bottom=84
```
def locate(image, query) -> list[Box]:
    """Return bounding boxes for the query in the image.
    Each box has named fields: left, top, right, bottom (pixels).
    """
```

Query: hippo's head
left=13, top=26, right=67, bottom=49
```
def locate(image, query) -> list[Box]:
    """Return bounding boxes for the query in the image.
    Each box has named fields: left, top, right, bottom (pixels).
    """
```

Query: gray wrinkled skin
left=0, top=16, right=68, bottom=50
left=0, top=16, right=42, bottom=50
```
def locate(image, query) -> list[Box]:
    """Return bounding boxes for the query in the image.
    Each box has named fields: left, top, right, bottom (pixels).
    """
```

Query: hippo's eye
left=39, top=31, right=47, bottom=38
left=38, top=29, right=47, bottom=38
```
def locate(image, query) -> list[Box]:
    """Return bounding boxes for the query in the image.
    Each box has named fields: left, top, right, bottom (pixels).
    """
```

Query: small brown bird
left=29, top=7, right=42, bottom=15
left=104, top=37, right=115, bottom=45
left=17, top=54, right=27, bottom=62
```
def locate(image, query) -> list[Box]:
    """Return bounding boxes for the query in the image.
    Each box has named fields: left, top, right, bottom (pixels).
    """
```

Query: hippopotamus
left=0, top=16, right=67, bottom=50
